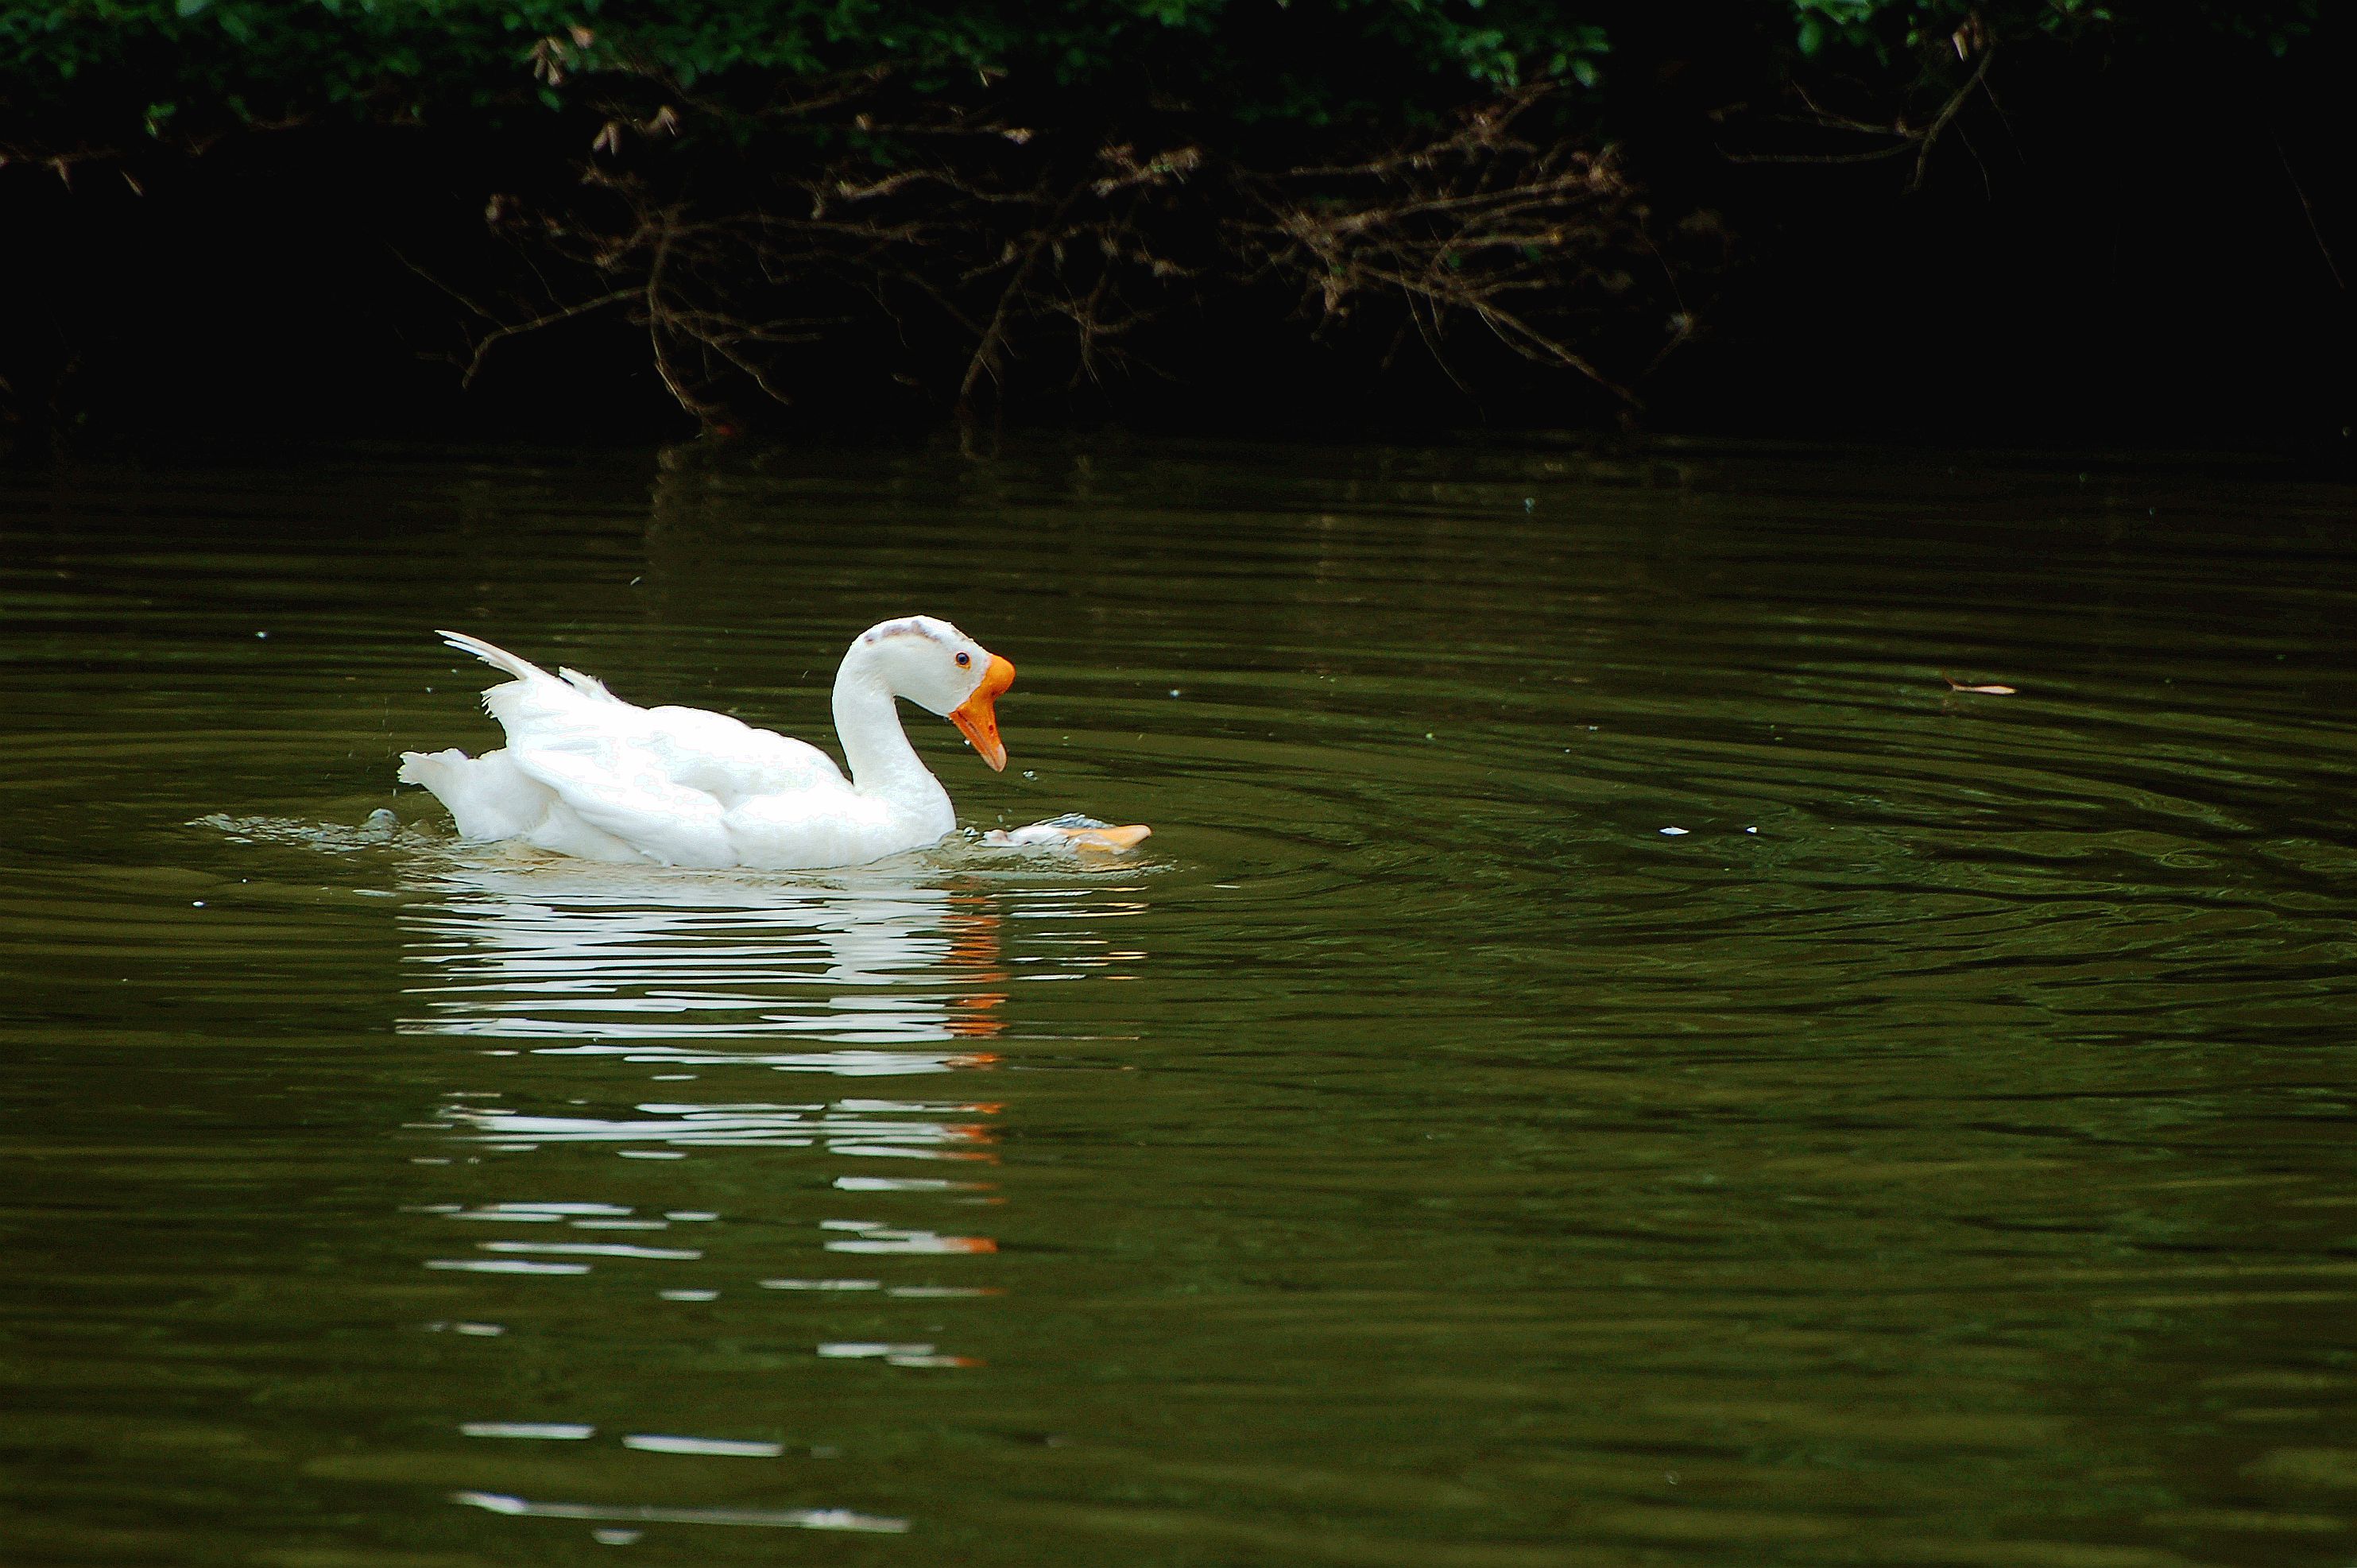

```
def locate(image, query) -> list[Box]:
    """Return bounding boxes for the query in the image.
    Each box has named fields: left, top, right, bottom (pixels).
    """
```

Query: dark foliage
left=0, top=1, right=2343, bottom=446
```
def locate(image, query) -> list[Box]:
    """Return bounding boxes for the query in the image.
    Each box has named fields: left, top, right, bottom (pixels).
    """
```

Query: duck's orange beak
left=950, top=654, right=1015, bottom=771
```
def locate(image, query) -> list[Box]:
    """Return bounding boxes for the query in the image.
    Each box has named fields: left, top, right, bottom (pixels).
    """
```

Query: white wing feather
left=424, top=632, right=854, bottom=866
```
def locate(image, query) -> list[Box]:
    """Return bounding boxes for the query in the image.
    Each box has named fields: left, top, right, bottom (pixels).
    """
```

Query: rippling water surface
left=3, top=439, right=2355, bottom=1566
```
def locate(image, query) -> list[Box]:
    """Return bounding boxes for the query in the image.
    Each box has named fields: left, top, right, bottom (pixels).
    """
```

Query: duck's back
left=408, top=633, right=870, bottom=867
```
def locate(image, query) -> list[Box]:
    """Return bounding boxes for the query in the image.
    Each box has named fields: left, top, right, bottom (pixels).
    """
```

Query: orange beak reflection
left=949, top=653, right=1016, bottom=771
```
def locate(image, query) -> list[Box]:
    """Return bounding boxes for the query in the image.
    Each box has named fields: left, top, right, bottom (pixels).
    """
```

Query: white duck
left=397, top=617, right=1018, bottom=869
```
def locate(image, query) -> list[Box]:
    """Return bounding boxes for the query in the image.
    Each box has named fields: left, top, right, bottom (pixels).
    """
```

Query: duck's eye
left=955, top=651, right=972, bottom=668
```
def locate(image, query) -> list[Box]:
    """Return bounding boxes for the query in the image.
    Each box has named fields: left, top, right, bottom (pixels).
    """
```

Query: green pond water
left=3, top=438, right=2355, bottom=1567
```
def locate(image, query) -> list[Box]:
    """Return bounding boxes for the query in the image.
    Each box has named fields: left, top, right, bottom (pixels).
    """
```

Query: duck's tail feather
left=557, top=668, right=621, bottom=703
left=397, top=746, right=555, bottom=842
left=436, top=630, right=549, bottom=686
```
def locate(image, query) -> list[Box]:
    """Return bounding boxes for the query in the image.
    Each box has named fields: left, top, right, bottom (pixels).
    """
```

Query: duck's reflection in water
left=389, top=854, right=1141, bottom=1543
left=399, top=856, right=1011, bottom=1052
left=399, top=859, right=1012, bottom=1155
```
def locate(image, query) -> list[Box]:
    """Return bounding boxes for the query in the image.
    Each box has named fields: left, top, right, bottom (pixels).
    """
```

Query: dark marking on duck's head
left=865, top=616, right=951, bottom=646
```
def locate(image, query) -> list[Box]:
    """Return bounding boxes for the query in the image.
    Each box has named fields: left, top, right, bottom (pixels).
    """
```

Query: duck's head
left=857, top=616, right=1017, bottom=771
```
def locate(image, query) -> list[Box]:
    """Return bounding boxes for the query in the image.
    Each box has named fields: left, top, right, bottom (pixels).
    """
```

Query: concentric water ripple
left=2, top=440, right=2354, bottom=1566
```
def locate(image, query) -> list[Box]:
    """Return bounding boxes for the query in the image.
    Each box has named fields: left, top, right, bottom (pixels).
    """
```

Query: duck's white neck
left=832, top=643, right=950, bottom=815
